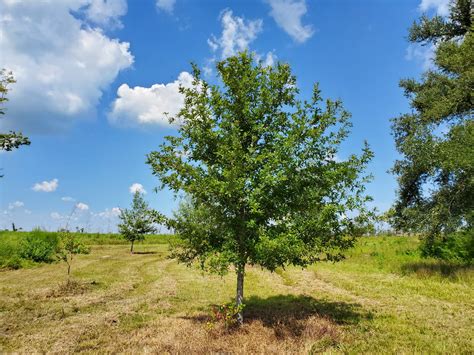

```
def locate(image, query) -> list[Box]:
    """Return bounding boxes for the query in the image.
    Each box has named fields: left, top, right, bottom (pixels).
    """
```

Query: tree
left=56, top=231, right=90, bottom=283
left=391, top=0, right=473, bottom=261
left=147, top=52, right=374, bottom=325
left=0, top=69, right=30, bottom=152
left=118, top=191, right=157, bottom=253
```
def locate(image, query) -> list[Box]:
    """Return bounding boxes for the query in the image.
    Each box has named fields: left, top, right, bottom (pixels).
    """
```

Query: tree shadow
left=245, top=294, right=368, bottom=326
left=183, top=294, right=370, bottom=339
left=401, top=261, right=472, bottom=278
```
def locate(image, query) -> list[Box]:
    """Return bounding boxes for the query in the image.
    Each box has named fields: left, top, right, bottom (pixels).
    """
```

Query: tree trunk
left=67, top=261, right=71, bottom=284
left=235, top=264, right=245, bottom=326
left=130, top=240, right=134, bottom=254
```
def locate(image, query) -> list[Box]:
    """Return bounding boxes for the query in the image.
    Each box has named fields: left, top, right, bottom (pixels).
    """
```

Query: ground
left=0, top=236, right=472, bottom=353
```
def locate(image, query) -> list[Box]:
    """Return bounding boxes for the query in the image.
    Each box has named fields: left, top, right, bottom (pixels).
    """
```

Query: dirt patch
left=45, top=280, right=99, bottom=298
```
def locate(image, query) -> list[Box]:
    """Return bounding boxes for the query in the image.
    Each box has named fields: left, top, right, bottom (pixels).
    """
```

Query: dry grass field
left=0, top=236, right=473, bottom=353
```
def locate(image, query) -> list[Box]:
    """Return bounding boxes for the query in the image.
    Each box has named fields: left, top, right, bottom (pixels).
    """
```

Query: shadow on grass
left=132, top=251, right=158, bottom=255
left=244, top=294, right=368, bottom=326
left=401, top=261, right=472, bottom=278
left=184, top=294, right=370, bottom=339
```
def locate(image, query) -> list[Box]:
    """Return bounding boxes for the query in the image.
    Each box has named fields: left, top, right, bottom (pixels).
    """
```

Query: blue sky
left=0, top=0, right=446, bottom=232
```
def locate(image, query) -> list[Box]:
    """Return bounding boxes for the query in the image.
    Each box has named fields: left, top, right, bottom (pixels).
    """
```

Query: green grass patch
left=0, top=235, right=472, bottom=353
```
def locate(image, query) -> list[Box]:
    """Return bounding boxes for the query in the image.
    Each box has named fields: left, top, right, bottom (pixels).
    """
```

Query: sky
left=0, top=0, right=448, bottom=232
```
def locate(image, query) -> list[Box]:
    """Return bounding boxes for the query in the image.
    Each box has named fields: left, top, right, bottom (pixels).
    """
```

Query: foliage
left=56, top=231, right=90, bottom=280
left=19, top=229, right=59, bottom=263
left=391, top=0, right=473, bottom=261
left=118, top=191, right=157, bottom=253
left=0, top=69, right=30, bottom=153
left=421, top=229, right=474, bottom=263
left=147, top=52, right=374, bottom=323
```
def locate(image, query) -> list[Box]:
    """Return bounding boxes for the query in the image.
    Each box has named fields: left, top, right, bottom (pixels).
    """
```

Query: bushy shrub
left=420, top=229, right=473, bottom=264
left=19, top=229, right=59, bottom=263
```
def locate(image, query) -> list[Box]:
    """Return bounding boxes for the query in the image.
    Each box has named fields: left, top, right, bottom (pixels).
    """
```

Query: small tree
left=118, top=191, right=157, bottom=253
left=147, top=52, right=374, bottom=325
left=56, top=231, right=90, bottom=283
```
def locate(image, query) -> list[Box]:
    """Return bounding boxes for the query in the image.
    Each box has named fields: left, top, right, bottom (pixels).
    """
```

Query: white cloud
left=61, top=196, right=76, bottom=202
left=109, top=71, right=194, bottom=126
left=156, top=0, right=176, bottom=14
left=8, top=201, right=24, bottom=209
left=97, top=207, right=121, bottom=218
left=76, top=202, right=90, bottom=211
left=111, top=207, right=121, bottom=215
left=419, top=0, right=450, bottom=16
left=266, top=0, right=314, bottom=43
left=84, top=0, right=127, bottom=28
left=129, top=183, right=146, bottom=194
left=255, top=51, right=277, bottom=67
left=51, top=212, right=62, bottom=220
left=405, top=43, right=435, bottom=70
left=32, top=178, right=58, bottom=192
left=263, top=52, right=276, bottom=67
left=208, top=9, right=263, bottom=59
left=0, top=0, right=134, bottom=132
left=24, top=209, right=32, bottom=215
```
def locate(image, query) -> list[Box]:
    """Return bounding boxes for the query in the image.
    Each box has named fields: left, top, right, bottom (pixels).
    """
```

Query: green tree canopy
left=118, top=191, right=157, bottom=253
left=391, top=0, right=473, bottom=261
left=0, top=69, right=30, bottom=152
left=147, top=52, right=374, bottom=324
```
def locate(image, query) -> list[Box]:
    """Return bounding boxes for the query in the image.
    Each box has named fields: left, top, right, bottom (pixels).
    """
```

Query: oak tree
left=147, top=52, right=374, bottom=324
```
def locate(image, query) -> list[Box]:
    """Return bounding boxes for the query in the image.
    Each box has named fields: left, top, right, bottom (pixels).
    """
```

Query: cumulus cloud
left=32, top=178, right=59, bottom=192
left=61, top=196, right=76, bottom=202
left=156, top=0, right=176, bottom=14
left=129, top=183, right=146, bottom=194
left=0, top=0, right=134, bottom=132
left=255, top=51, right=277, bottom=67
left=263, top=52, right=277, bottom=67
left=266, top=0, right=314, bottom=43
left=97, top=207, right=121, bottom=218
left=419, top=0, right=450, bottom=16
left=109, top=72, right=194, bottom=126
left=84, top=0, right=128, bottom=28
left=8, top=201, right=24, bottom=209
left=76, top=202, right=90, bottom=211
left=51, top=212, right=63, bottom=220
left=208, top=9, right=263, bottom=59
left=110, top=9, right=268, bottom=128
left=406, top=43, right=435, bottom=70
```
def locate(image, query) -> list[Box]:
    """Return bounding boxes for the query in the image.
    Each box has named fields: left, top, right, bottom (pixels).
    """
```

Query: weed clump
left=19, top=229, right=59, bottom=263
left=206, top=302, right=245, bottom=331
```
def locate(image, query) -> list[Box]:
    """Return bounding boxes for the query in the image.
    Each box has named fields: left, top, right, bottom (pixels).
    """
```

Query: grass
left=0, top=231, right=176, bottom=269
left=0, top=235, right=472, bottom=353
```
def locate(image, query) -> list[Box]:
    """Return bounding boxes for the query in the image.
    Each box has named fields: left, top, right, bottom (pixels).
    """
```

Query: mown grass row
left=2, top=231, right=470, bottom=283
left=0, top=236, right=472, bottom=353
